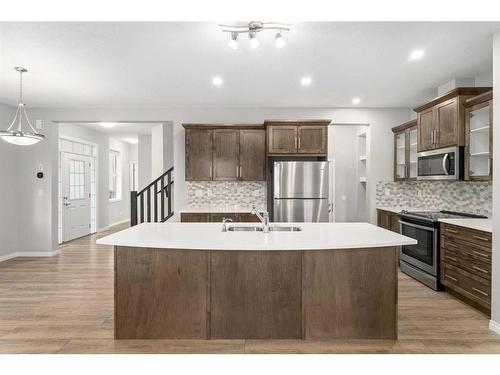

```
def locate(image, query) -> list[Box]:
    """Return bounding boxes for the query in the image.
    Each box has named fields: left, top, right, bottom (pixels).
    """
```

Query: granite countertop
left=97, top=222, right=416, bottom=251
left=438, top=218, right=492, bottom=233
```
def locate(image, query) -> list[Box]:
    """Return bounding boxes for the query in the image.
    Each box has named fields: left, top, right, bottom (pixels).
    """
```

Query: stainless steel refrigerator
left=273, top=161, right=329, bottom=222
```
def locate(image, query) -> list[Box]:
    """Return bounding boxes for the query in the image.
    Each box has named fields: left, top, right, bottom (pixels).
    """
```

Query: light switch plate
left=38, top=163, right=44, bottom=171
left=35, top=120, right=44, bottom=130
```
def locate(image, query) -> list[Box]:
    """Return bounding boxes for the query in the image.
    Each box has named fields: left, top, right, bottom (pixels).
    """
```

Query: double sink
left=226, top=226, right=301, bottom=232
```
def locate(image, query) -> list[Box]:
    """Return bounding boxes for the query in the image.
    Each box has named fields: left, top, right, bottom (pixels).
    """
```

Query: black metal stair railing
left=130, top=166, right=174, bottom=226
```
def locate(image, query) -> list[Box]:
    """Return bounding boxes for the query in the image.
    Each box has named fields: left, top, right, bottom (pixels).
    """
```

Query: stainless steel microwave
left=417, top=146, right=463, bottom=181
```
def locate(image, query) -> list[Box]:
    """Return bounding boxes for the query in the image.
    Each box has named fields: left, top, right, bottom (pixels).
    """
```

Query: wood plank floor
left=0, top=222, right=499, bottom=354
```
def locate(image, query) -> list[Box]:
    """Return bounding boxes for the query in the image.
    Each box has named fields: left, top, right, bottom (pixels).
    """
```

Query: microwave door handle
left=442, top=154, right=450, bottom=175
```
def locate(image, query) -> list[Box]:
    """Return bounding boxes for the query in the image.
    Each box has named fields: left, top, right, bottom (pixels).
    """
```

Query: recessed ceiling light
left=409, top=49, right=424, bottom=61
left=212, top=76, right=223, bottom=86
left=300, top=76, right=312, bottom=86
left=125, top=138, right=138, bottom=144
left=100, top=122, right=117, bottom=128
left=352, top=97, right=361, bottom=105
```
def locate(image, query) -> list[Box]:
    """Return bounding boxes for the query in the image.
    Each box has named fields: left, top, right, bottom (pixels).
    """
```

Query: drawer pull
left=473, top=251, right=489, bottom=258
left=445, top=255, right=457, bottom=262
left=472, top=287, right=489, bottom=297
left=473, top=235, right=490, bottom=242
left=445, top=274, right=458, bottom=282
left=446, top=228, right=458, bottom=234
left=472, top=265, right=489, bottom=274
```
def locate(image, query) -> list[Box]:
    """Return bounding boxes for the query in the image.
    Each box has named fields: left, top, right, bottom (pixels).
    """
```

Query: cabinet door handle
left=472, top=287, right=489, bottom=297
left=445, top=255, right=457, bottom=262
left=446, top=228, right=458, bottom=234
left=445, top=274, right=458, bottom=282
left=473, top=250, right=489, bottom=258
left=431, top=130, right=434, bottom=145
left=239, top=166, right=242, bottom=179
left=472, top=235, right=489, bottom=242
left=295, top=137, right=298, bottom=150
left=472, top=265, right=489, bottom=274
left=298, top=137, right=301, bottom=150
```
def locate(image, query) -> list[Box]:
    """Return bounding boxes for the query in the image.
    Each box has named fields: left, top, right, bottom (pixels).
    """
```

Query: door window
left=69, top=159, right=86, bottom=200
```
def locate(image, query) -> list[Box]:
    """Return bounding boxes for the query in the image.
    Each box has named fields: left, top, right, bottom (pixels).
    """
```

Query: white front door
left=62, top=152, right=91, bottom=241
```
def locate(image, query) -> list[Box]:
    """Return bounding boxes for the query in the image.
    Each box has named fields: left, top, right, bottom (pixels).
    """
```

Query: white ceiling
left=59, top=122, right=162, bottom=143
left=0, top=22, right=499, bottom=108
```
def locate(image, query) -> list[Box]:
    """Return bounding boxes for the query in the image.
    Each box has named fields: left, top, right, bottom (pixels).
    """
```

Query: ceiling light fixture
left=300, top=76, right=312, bottom=86
left=227, top=32, right=239, bottom=50
left=0, top=67, right=45, bottom=146
left=275, top=32, right=286, bottom=48
left=409, top=49, right=424, bottom=61
left=220, top=21, right=290, bottom=49
left=212, top=76, right=223, bottom=86
left=100, top=122, right=117, bottom=128
left=125, top=138, right=138, bottom=144
left=352, top=97, right=361, bottom=105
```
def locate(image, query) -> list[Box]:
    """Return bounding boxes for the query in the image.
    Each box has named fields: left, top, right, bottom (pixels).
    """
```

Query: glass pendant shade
left=1, top=67, right=45, bottom=146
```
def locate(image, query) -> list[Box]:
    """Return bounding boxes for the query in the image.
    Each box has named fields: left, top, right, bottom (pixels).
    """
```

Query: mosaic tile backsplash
left=376, top=181, right=492, bottom=217
left=187, top=181, right=267, bottom=208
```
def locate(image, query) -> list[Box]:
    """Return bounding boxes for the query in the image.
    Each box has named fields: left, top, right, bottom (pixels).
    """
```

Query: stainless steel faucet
left=251, top=206, right=270, bottom=233
left=221, top=217, right=233, bottom=232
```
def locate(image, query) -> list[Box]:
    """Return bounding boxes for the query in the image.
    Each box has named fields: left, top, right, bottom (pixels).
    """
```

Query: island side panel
left=302, top=247, right=398, bottom=339
left=114, top=246, right=209, bottom=339
left=210, top=250, right=302, bottom=339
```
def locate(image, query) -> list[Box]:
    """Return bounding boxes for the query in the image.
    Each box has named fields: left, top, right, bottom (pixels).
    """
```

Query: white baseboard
left=97, top=219, right=129, bottom=233
left=0, top=250, right=60, bottom=263
left=490, top=320, right=500, bottom=335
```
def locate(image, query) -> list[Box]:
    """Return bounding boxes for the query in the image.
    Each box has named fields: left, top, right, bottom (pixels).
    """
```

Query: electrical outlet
left=38, top=163, right=44, bottom=171
left=385, top=189, right=390, bottom=197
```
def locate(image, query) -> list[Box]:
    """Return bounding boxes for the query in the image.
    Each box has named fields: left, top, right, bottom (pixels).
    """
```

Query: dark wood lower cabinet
left=114, top=246, right=398, bottom=339
left=181, top=212, right=260, bottom=223
left=377, top=209, right=400, bottom=233
left=440, top=223, right=492, bottom=315
left=210, top=251, right=302, bottom=339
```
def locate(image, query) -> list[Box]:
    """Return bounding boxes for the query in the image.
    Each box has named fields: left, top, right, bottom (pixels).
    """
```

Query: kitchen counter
left=97, top=222, right=416, bottom=250
left=438, top=218, right=492, bottom=233
left=105, top=222, right=412, bottom=340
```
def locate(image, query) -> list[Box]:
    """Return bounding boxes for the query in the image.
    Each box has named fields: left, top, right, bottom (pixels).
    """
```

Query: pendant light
left=0, top=67, right=45, bottom=146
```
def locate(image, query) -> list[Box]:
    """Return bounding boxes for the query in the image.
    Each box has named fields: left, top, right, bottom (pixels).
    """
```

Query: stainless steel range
left=398, top=210, right=486, bottom=290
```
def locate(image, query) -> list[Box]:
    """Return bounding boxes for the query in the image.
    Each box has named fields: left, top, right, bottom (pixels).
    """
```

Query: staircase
left=130, top=167, right=174, bottom=226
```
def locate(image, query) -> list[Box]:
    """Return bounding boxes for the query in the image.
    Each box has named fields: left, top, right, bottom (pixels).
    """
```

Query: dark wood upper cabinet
left=239, top=129, right=266, bottom=181
left=435, top=97, right=458, bottom=148
left=267, top=125, right=297, bottom=154
left=213, top=129, right=240, bottom=181
left=183, top=124, right=265, bottom=182
left=417, top=108, right=435, bottom=152
left=297, top=125, right=327, bottom=154
left=266, top=120, right=330, bottom=156
left=185, top=128, right=213, bottom=181
left=414, top=87, right=490, bottom=152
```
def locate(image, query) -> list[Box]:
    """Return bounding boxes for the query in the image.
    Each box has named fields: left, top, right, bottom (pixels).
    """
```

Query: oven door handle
left=442, top=153, right=450, bottom=175
left=399, top=220, right=437, bottom=232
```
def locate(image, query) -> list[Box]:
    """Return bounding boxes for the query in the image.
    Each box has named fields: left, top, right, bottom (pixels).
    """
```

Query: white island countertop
left=97, top=222, right=417, bottom=251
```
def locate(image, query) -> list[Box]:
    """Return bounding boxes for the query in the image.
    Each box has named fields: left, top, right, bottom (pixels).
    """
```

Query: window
left=109, top=150, right=122, bottom=200
left=69, top=159, right=86, bottom=200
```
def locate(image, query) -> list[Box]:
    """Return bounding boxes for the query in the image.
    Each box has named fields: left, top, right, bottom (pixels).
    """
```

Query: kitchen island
left=97, top=222, right=416, bottom=340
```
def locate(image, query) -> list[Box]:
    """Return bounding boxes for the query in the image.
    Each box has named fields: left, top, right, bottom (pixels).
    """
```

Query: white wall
left=108, top=137, right=132, bottom=225
left=138, top=134, right=152, bottom=190
left=151, top=125, right=164, bottom=179
left=491, top=31, right=500, bottom=332
left=329, top=124, right=365, bottom=222
left=0, top=103, right=20, bottom=260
